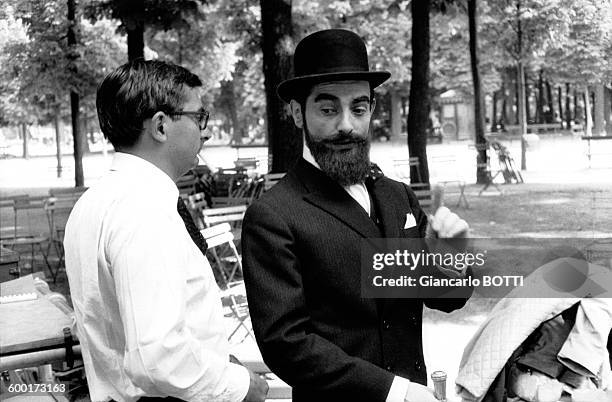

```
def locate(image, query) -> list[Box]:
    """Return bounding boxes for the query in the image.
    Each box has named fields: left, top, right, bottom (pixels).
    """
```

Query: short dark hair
left=96, top=59, right=202, bottom=150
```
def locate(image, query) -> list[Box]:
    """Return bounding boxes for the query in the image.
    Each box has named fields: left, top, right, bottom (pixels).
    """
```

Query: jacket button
left=383, top=320, right=390, bottom=329
left=386, top=365, right=393, bottom=371
left=414, top=361, right=422, bottom=371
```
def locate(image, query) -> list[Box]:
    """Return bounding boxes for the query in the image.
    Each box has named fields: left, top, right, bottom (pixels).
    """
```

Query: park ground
left=1, top=132, right=611, bottom=400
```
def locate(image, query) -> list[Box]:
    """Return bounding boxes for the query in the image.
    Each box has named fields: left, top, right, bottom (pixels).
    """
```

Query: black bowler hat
left=277, top=29, right=391, bottom=103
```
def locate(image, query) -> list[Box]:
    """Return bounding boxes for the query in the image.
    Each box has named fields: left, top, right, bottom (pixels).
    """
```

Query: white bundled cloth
left=455, top=258, right=612, bottom=402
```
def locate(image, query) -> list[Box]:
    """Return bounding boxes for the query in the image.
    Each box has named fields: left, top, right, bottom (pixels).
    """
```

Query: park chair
left=393, top=157, right=423, bottom=183
left=200, top=205, right=247, bottom=228
left=1, top=195, right=52, bottom=280
left=201, top=223, right=243, bottom=287
left=186, top=192, right=209, bottom=229
left=176, top=171, right=198, bottom=197
left=220, top=282, right=255, bottom=344
left=43, top=194, right=82, bottom=282
left=410, top=183, right=434, bottom=213
left=210, top=196, right=251, bottom=208
left=48, top=187, right=87, bottom=199
left=429, top=156, right=469, bottom=208
left=234, top=157, right=258, bottom=172
left=199, top=205, right=247, bottom=242
left=201, top=223, right=254, bottom=343
left=263, top=172, right=285, bottom=192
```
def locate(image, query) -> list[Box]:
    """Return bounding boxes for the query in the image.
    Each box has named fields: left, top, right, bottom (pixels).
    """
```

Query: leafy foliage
left=0, top=1, right=124, bottom=127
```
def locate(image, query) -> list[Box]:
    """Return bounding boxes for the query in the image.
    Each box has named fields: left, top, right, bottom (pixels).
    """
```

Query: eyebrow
left=313, top=94, right=371, bottom=104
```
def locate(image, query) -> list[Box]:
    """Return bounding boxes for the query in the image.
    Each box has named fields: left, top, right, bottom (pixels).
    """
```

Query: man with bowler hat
left=241, top=29, right=472, bottom=401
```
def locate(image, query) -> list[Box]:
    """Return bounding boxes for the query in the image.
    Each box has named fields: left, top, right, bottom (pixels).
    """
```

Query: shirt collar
left=109, top=152, right=179, bottom=204
left=302, top=143, right=320, bottom=169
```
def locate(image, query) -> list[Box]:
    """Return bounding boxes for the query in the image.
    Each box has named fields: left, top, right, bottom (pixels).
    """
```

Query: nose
left=336, top=108, right=355, bottom=135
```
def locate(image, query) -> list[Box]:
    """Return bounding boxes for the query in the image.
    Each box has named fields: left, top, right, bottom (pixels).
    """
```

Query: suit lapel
left=294, top=159, right=381, bottom=239
left=367, top=177, right=404, bottom=238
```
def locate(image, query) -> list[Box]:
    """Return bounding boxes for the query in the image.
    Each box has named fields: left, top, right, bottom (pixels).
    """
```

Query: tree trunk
left=583, top=87, right=592, bottom=136
left=594, top=83, right=605, bottom=136
left=68, top=0, right=84, bottom=186
left=557, top=86, right=563, bottom=124
left=390, top=89, right=402, bottom=138
left=260, top=0, right=301, bottom=173
left=54, top=113, right=63, bottom=178
left=516, top=0, right=527, bottom=169
left=545, top=80, right=553, bottom=123
left=219, top=80, right=242, bottom=144
left=21, top=123, right=29, bottom=159
left=524, top=74, right=531, bottom=124
left=574, top=90, right=579, bottom=123
left=81, top=116, right=90, bottom=153
left=536, top=70, right=544, bottom=123
left=506, top=68, right=516, bottom=125
left=518, top=62, right=527, bottom=169
left=468, top=0, right=488, bottom=184
left=565, top=83, right=572, bottom=128
left=491, top=90, right=498, bottom=132
left=407, top=0, right=431, bottom=185
left=501, top=78, right=508, bottom=129
left=126, top=0, right=145, bottom=61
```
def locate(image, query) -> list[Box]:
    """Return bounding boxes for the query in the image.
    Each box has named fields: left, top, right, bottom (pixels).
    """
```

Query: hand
left=404, top=381, right=439, bottom=402
left=242, top=368, right=269, bottom=402
left=425, top=206, right=469, bottom=239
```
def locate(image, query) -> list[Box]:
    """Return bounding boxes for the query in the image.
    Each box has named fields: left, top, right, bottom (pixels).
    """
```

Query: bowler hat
left=277, top=29, right=390, bottom=103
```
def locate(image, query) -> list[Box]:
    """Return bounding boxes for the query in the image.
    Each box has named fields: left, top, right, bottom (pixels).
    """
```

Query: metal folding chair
left=201, top=223, right=254, bottom=343
left=202, top=223, right=243, bottom=287
left=1, top=196, right=51, bottom=280
left=43, top=195, right=82, bottom=282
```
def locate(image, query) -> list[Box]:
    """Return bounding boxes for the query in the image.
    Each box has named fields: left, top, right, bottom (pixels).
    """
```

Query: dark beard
left=304, top=125, right=371, bottom=186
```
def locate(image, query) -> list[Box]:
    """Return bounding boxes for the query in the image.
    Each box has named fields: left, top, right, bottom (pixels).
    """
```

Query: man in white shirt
left=64, top=60, right=268, bottom=402
left=241, top=29, right=471, bottom=402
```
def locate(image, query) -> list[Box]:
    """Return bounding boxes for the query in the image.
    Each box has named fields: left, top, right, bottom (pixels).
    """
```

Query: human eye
left=319, top=104, right=337, bottom=115
left=352, top=105, right=369, bottom=116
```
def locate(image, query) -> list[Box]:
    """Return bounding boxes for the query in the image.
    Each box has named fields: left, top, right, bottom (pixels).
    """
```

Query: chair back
left=410, top=183, right=433, bottom=212
left=200, top=205, right=247, bottom=227
left=263, top=173, right=285, bottom=192
left=48, top=187, right=88, bottom=198
left=234, top=157, right=258, bottom=171
left=211, top=197, right=251, bottom=208
left=176, top=172, right=198, bottom=197
left=393, top=157, right=422, bottom=183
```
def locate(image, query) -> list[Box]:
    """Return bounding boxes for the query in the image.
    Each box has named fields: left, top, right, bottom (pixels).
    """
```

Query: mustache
left=318, top=132, right=368, bottom=146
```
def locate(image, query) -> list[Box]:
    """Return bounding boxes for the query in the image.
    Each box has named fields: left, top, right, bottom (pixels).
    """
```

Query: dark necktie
left=177, top=197, right=208, bottom=256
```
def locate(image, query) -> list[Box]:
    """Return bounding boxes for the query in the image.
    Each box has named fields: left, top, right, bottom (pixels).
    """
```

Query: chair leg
left=38, top=242, right=55, bottom=282
left=456, top=184, right=470, bottom=209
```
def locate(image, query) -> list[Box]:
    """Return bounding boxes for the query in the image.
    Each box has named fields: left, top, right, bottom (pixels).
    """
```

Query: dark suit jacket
left=241, top=159, right=470, bottom=402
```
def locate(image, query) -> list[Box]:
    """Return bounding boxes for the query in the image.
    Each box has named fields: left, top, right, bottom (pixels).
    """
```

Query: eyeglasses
left=170, top=109, right=210, bottom=131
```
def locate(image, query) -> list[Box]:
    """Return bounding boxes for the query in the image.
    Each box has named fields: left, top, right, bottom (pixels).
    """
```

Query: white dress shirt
left=64, top=152, right=249, bottom=402
left=303, top=146, right=411, bottom=402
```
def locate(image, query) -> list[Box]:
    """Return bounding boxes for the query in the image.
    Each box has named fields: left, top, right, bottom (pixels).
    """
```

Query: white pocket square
left=404, top=212, right=417, bottom=229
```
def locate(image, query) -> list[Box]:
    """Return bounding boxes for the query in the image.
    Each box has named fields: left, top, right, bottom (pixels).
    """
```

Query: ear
left=289, top=100, right=304, bottom=129
left=150, top=111, right=168, bottom=143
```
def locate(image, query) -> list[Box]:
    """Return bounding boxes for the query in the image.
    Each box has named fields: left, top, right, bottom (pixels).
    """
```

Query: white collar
left=110, top=152, right=179, bottom=204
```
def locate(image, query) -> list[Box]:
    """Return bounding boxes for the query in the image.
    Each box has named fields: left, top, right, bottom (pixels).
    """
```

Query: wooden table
left=0, top=275, right=79, bottom=371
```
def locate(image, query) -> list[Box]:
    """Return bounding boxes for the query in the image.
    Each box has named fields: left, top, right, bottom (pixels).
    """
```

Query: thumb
left=425, top=185, right=444, bottom=239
